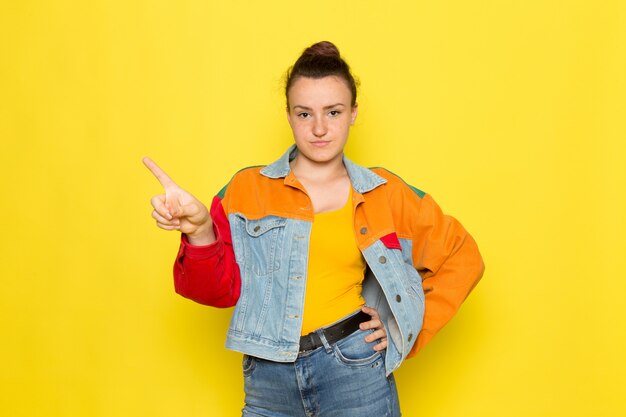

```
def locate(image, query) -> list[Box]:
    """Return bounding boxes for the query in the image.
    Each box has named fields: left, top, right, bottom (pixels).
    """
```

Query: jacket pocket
left=235, top=214, right=287, bottom=276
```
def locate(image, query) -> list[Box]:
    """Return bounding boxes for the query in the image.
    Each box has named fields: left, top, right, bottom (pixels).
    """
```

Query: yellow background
left=1, top=1, right=625, bottom=416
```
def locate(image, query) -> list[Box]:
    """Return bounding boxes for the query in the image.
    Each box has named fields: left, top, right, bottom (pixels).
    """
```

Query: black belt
left=299, top=311, right=370, bottom=353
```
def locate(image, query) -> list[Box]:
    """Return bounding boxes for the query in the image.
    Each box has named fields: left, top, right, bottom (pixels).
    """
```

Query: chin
left=305, top=149, right=342, bottom=164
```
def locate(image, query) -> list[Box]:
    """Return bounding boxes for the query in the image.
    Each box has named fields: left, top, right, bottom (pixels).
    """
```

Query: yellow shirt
left=300, top=189, right=367, bottom=335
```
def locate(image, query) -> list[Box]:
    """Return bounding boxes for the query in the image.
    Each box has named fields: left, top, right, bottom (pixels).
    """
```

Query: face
left=286, top=76, right=358, bottom=166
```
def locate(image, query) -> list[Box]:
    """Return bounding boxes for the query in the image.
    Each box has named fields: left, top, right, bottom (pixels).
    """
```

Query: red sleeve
left=172, top=195, right=241, bottom=308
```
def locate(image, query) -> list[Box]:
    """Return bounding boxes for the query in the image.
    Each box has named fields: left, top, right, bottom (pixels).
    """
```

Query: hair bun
left=303, top=41, right=341, bottom=58
left=285, top=40, right=358, bottom=107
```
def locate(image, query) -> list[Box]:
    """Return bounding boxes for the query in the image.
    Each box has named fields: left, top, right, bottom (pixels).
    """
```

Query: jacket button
left=360, top=227, right=368, bottom=235
left=253, top=225, right=260, bottom=232
left=395, top=294, right=401, bottom=302
left=408, top=333, right=413, bottom=342
left=379, top=256, right=387, bottom=264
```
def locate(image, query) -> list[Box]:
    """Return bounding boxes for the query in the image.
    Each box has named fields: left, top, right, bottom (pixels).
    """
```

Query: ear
left=350, top=103, right=359, bottom=125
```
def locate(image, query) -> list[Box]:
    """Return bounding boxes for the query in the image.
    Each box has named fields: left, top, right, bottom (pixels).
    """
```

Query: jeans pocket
left=242, top=354, right=257, bottom=378
left=332, top=329, right=383, bottom=367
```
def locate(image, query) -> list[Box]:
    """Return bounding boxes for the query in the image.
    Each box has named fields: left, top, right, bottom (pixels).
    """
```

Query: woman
left=144, top=41, right=484, bottom=416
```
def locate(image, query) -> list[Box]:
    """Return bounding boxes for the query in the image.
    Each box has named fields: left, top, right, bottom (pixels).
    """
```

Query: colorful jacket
left=173, top=145, right=484, bottom=375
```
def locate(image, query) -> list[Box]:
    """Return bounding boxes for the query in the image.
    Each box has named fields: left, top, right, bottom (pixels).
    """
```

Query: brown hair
left=285, top=41, right=358, bottom=108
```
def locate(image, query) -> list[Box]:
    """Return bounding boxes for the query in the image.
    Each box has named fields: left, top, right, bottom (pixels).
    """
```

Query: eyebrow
left=292, top=103, right=346, bottom=111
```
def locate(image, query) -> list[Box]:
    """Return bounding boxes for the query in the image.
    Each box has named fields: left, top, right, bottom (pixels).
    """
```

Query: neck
left=290, top=153, right=347, bottom=182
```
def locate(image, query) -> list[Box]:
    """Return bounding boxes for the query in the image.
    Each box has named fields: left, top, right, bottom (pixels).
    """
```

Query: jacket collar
left=260, top=145, right=387, bottom=193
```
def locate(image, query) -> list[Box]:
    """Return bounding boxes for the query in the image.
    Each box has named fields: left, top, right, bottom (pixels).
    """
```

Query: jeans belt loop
left=316, top=328, right=333, bottom=353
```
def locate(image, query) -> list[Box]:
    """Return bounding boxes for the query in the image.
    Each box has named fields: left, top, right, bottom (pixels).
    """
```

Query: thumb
left=165, top=198, right=183, bottom=218
left=168, top=200, right=197, bottom=219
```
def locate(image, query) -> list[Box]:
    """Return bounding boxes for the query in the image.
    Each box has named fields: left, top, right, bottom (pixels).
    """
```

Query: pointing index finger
left=142, top=157, right=177, bottom=188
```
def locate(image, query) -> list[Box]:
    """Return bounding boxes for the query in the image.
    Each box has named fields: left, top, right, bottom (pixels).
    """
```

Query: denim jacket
left=173, top=145, right=484, bottom=376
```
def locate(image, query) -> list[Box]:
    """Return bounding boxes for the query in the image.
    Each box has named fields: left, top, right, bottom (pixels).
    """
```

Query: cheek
left=291, top=124, right=307, bottom=140
left=339, top=121, right=352, bottom=137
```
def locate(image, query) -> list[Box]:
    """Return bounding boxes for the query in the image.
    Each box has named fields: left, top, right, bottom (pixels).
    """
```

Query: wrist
left=187, top=224, right=215, bottom=246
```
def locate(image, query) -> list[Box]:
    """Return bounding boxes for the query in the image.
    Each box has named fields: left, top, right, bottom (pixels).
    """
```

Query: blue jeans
left=241, top=327, right=401, bottom=416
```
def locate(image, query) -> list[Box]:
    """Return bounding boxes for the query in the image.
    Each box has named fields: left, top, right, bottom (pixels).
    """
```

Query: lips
left=310, top=141, right=331, bottom=147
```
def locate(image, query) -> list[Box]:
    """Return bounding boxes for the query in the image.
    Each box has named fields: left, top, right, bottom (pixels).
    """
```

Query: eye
left=298, top=112, right=310, bottom=119
left=329, top=110, right=341, bottom=117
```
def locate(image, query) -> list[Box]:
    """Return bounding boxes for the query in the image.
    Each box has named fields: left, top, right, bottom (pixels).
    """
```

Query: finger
left=171, top=201, right=206, bottom=222
left=151, top=195, right=173, bottom=220
left=361, top=305, right=381, bottom=320
left=364, top=329, right=387, bottom=343
left=165, top=199, right=183, bottom=218
left=156, top=221, right=180, bottom=231
left=373, top=339, right=388, bottom=352
left=152, top=210, right=180, bottom=226
left=169, top=200, right=196, bottom=218
left=359, top=319, right=382, bottom=331
left=143, top=157, right=178, bottom=189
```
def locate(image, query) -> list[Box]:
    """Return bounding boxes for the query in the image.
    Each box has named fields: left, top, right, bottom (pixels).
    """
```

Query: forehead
left=288, top=76, right=352, bottom=108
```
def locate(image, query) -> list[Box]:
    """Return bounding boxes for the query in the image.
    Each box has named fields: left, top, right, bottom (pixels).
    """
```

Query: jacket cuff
left=180, top=233, right=222, bottom=260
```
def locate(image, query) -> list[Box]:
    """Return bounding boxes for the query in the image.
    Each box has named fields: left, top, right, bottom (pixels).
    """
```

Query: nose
left=312, top=116, right=327, bottom=137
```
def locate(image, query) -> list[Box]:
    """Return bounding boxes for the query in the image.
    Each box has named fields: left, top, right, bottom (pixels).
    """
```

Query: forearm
left=173, top=195, right=241, bottom=308
left=173, top=235, right=240, bottom=307
left=410, top=232, right=484, bottom=355
left=408, top=194, right=485, bottom=356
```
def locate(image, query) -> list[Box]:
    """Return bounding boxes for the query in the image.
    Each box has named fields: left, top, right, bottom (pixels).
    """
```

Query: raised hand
left=143, top=157, right=215, bottom=246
